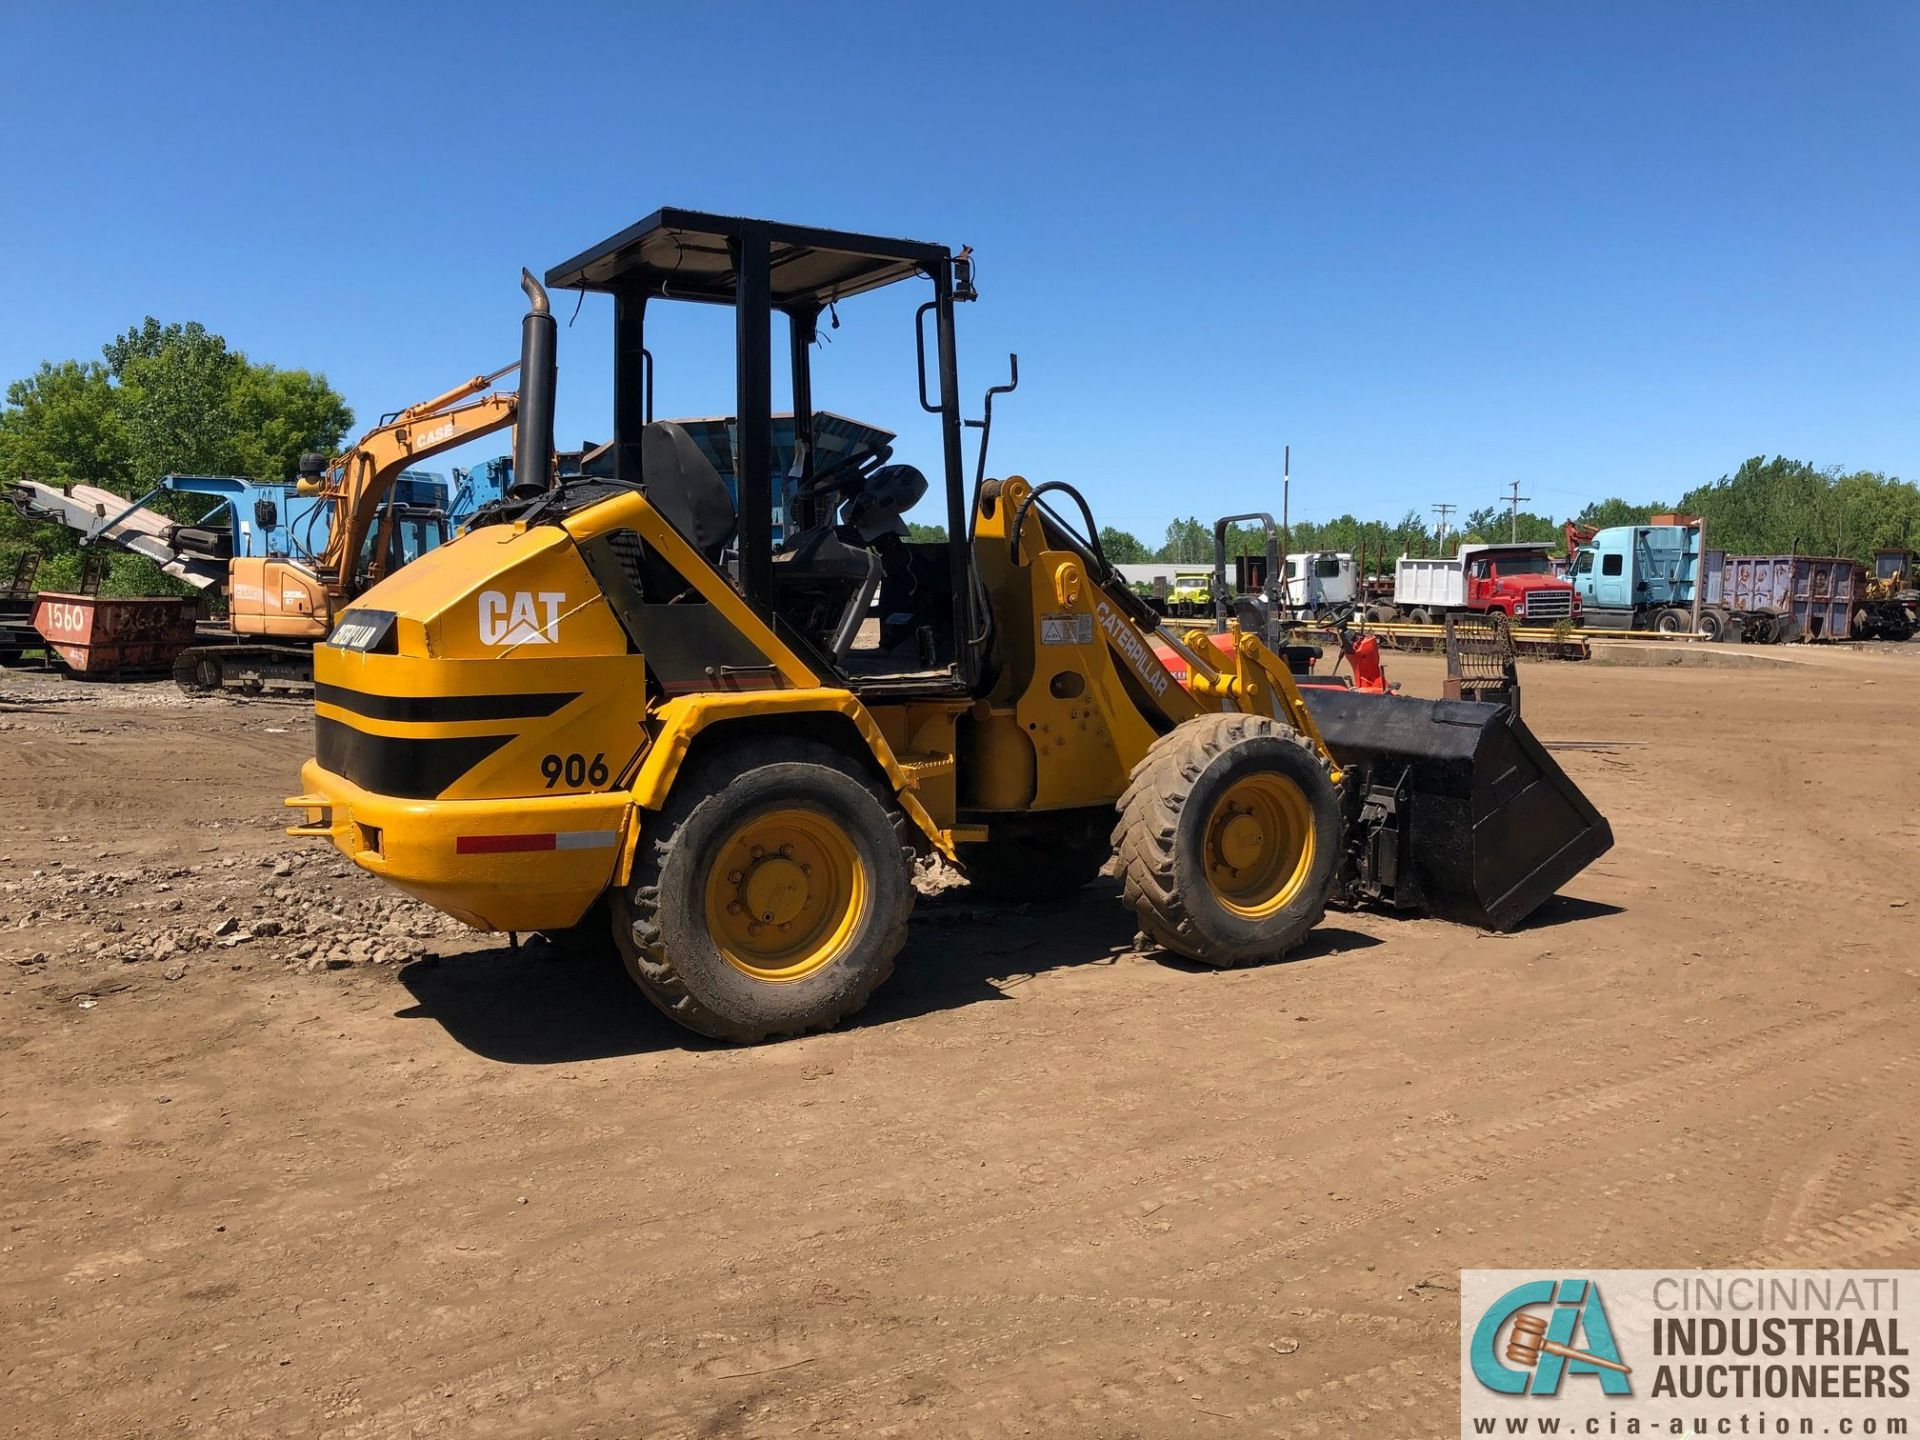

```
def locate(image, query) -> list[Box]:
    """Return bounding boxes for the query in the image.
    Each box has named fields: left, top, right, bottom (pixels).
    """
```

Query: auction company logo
left=1470, top=1277, right=1634, bottom=1397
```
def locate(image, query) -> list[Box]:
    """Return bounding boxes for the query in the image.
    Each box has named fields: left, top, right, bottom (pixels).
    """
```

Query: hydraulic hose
left=1007, top=481, right=1164, bottom=632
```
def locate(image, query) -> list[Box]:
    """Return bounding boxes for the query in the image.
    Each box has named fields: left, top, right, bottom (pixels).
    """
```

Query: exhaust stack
left=512, top=269, right=556, bottom=498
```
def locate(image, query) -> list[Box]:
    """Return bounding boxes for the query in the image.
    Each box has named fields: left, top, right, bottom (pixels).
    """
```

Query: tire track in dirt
left=334, top=1056, right=1909, bottom=1440
left=846, top=1007, right=1878, bottom=1296
left=644, top=1006, right=1870, bottom=1306
left=914, top=1057, right=1914, bottom=1435
left=1051, top=1066, right=1920, bottom=1439
left=1743, top=1196, right=1920, bottom=1267
left=1185, top=1035, right=1914, bottom=1290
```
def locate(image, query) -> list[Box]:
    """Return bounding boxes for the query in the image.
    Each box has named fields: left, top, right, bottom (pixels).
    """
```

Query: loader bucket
left=1299, top=688, right=1613, bottom=931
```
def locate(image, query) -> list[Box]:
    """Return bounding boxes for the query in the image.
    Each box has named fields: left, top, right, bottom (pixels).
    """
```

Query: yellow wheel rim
left=703, top=807, right=867, bottom=981
left=1203, top=772, right=1316, bottom=918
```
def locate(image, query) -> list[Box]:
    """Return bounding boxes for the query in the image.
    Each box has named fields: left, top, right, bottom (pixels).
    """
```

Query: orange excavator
left=175, top=320, right=534, bottom=694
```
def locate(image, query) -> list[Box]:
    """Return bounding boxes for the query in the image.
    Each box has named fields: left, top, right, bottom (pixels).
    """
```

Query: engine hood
left=327, top=520, right=628, bottom=660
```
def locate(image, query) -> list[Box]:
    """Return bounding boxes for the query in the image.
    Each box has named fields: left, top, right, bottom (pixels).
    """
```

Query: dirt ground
left=3, top=644, right=1917, bottom=1438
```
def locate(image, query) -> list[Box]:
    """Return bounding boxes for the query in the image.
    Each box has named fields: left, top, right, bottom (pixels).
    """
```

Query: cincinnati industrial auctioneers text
left=1461, top=1269, right=1918, bottom=1437
left=1650, top=1275, right=1909, bottom=1402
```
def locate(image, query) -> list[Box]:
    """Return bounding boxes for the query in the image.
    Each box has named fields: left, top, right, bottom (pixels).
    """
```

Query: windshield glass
left=1487, top=551, right=1554, bottom=576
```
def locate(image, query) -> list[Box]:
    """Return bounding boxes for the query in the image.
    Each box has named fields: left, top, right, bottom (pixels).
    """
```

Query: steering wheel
left=795, top=451, right=875, bottom=499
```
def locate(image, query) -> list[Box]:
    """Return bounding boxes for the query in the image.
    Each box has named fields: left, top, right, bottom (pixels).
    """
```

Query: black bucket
left=1300, top=688, right=1614, bottom=931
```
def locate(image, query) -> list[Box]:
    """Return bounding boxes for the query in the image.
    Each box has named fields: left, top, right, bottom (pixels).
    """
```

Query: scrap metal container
left=1718, top=556, right=1859, bottom=639
left=32, top=592, right=198, bottom=675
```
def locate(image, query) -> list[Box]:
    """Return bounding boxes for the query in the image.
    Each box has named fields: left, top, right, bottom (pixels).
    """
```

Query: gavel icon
left=1505, top=1312, right=1632, bottom=1375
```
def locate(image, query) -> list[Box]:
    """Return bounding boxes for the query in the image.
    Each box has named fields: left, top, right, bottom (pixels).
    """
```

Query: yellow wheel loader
left=288, top=209, right=1611, bottom=1042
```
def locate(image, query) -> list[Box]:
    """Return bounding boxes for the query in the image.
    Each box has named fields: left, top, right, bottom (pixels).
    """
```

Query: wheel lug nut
left=750, top=846, right=765, bottom=858
left=727, top=870, right=744, bottom=884
left=779, top=844, right=792, bottom=857
left=726, top=901, right=743, bottom=914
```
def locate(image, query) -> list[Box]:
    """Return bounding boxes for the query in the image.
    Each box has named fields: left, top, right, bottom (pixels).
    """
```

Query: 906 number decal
left=541, top=752, right=609, bottom=789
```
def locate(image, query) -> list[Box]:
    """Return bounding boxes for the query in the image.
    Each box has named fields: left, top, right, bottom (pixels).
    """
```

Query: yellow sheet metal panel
left=289, top=758, right=630, bottom=932
left=958, top=708, right=1035, bottom=811
left=313, top=651, right=651, bottom=803
left=628, top=689, right=957, bottom=858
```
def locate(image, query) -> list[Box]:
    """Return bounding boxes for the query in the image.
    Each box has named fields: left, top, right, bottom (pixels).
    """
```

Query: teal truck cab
left=1570, top=520, right=1743, bottom=640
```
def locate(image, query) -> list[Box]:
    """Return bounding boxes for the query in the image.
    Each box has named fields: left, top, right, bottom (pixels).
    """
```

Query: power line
left=1431, top=503, right=1456, bottom=553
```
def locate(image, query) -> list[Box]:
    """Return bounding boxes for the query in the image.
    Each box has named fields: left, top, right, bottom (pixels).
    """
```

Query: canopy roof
left=544, top=208, right=950, bottom=307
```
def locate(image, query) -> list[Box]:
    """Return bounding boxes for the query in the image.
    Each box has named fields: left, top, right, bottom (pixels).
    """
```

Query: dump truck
left=1386, top=543, right=1579, bottom=627
left=287, top=208, right=1612, bottom=1043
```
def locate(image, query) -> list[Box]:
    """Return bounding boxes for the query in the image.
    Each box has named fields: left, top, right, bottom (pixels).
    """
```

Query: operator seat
left=640, top=420, right=735, bottom=563
left=773, top=521, right=882, bottom=663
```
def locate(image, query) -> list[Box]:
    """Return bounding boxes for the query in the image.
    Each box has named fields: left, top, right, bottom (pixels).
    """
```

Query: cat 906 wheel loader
left=287, top=208, right=1612, bottom=1042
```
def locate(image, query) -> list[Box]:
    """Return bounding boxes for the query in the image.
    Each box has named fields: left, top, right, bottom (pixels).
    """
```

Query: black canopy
left=545, top=208, right=950, bottom=307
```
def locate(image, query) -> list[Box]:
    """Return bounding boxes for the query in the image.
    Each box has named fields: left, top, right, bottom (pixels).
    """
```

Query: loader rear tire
left=954, top=808, right=1115, bottom=902
left=613, top=737, right=915, bottom=1043
left=1114, top=713, right=1341, bottom=968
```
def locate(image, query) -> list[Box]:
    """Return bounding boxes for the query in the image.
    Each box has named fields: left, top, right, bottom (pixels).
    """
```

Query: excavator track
left=173, top=643, right=314, bottom=697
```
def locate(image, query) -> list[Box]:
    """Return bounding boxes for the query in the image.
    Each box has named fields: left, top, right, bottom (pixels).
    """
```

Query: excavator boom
left=313, top=363, right=521, bottom=599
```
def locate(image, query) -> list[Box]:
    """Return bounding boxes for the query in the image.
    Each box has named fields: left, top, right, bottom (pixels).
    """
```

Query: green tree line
left=1087, top=457, right=1920, bottom=571
left=5, top=317, right=1914, bottom=598
left=0, top=319, right=350, bottom=595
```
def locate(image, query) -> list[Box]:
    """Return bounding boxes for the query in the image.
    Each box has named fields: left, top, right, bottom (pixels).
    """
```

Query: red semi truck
left=1379, top=543, right=1580, bottom=626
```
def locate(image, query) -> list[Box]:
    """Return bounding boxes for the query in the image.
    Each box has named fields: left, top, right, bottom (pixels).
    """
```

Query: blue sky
left=3, top=1, right=1915, bottom=541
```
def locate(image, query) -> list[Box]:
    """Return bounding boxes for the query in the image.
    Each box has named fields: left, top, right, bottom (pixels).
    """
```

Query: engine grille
left=1522, top=590, right=1574, bottom=620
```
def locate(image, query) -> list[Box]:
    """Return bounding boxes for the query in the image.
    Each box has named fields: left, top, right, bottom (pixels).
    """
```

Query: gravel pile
left=2, top=850, right=472, bottom=978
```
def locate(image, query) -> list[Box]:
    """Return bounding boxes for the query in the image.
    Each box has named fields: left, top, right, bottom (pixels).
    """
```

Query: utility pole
left=1281, top=444, right=1290, bottom=604
left=1431, top=503, right=1456, bottom=555
left=1503, top=479, right=1530, bottom=542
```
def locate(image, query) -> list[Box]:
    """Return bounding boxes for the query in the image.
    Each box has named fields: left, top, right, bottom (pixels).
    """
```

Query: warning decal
left=1040, top=612, right=1095, bottom=646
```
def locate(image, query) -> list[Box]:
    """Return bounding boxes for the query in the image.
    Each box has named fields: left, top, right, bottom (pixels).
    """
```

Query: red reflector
left=456, top=833, right=558, bottom=854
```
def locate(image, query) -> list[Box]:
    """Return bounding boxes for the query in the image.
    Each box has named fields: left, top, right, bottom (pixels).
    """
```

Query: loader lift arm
left=1005, top=482, right=1333, bottom=751
left=991, top=475, right=1609, bottom=932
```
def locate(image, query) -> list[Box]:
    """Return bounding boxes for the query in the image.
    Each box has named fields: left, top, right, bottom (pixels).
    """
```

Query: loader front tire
left=613, top=737, right=915, bottom=1043
left=1114, top=713, right=1341, bottom=968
